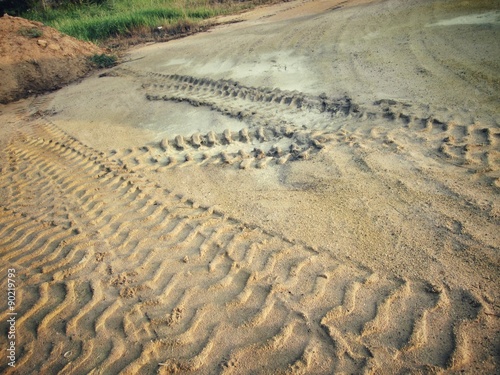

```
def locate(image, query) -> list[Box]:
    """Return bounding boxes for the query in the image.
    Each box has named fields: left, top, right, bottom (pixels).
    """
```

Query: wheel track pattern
left=106, top=67, right=499, bottom=186
left=0, top=118, right=493, bottom=373
left=375, top=99, right=500, bottom=186
left=108, top=125, right=326, bottom=172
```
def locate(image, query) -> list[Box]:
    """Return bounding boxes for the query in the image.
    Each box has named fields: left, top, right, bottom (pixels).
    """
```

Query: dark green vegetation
left=2, top=0, right=273, bottom=44
left=17, top=25, right=44, bottom=38
left=1, top=0, right=31, bottom=16
left=89, top=53, right=117, bottom=68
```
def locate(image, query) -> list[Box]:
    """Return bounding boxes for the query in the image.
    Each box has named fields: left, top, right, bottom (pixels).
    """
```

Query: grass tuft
left=88, top=53, right=117, bottom=68
left=18, top=26, right=44, bottom=38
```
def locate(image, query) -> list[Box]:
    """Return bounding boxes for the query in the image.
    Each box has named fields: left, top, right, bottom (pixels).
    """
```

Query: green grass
left=89, top=53, right=118, bottom=68
left=18, top=26, right=44, bottom=38
left=23, top=0, right=257, bottom=43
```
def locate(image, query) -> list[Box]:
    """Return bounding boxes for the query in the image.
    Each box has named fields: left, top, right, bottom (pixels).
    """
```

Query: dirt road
left=1, top=0, right=499, bottom=373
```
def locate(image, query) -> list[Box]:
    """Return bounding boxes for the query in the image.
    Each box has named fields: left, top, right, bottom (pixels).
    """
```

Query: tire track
left=105, top=67, right=499, bottom=187
left=108, top=125, right=325, bottom=172
left=0, top=106, right=494, bottom=374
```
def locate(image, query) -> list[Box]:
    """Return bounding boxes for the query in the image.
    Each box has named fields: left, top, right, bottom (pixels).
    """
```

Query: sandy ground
left=0, top=0, right=499, bottom=373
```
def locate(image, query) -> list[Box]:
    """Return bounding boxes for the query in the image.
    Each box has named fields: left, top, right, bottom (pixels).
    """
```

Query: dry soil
left=0, top=0, right=499, bottom=373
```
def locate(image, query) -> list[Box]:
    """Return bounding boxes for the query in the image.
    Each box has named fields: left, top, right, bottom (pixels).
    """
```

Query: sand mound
left=0, top=14, right=102, bottom=104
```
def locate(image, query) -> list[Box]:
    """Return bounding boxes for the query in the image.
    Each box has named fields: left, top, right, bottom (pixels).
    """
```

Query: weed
left=89, top=53, right=117, bottom=68
left=18, top=26, right=43, bottom=38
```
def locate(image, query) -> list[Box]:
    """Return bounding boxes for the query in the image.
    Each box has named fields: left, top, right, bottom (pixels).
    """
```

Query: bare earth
left=1, top=0, right=499, bottom=373
left=0, top=14, right=101, bottom=104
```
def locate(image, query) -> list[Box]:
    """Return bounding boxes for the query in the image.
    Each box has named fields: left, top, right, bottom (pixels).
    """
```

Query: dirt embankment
left=0, top=14, right=102, bottom=104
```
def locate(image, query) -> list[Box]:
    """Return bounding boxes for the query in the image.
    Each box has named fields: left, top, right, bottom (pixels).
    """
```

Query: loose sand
left=0, top=0, right=499, bottom=373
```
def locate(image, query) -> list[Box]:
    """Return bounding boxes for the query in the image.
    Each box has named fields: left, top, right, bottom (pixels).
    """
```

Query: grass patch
left=22, top=0, right=264, bottom=44
left=18, top=26, right=43, bottom=38
left=89, top=53, right=117, bottom=68
left=54, top=8, right=198, bottom=41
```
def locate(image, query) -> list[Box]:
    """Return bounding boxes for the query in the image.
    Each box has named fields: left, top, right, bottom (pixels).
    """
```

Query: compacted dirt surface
left=0, top=0, right=499, bottom=373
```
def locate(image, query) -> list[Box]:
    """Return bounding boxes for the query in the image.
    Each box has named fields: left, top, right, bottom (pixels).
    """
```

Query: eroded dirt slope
left=0, top=14, right=101, bottom=104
